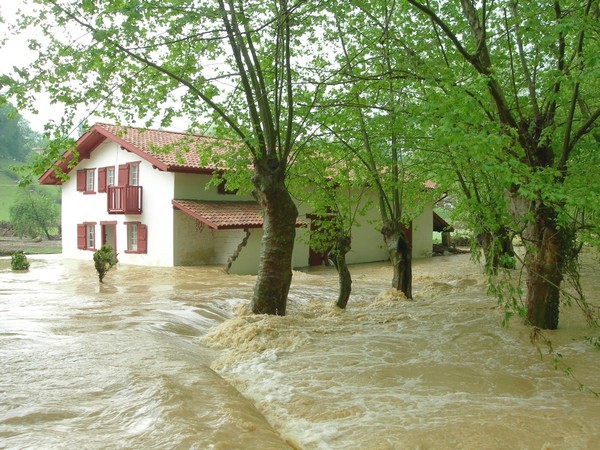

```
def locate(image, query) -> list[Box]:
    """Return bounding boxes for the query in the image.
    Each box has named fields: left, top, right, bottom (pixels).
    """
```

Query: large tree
left=406, top=0, right=600, bottom=328
left=2, top=0, right=324, bottom=315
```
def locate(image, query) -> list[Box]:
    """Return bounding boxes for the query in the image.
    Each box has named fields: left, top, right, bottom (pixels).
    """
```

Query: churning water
left=1, top=252, right=598, bottom=449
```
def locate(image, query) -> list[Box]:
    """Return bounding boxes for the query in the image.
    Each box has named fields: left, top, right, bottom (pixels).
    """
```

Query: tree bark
left=381, top=221, right=412, bottom=299
left=524, top=202, right=565, bottom=329
left=250, top=159, right=298, bottom=316
left=333, top=235, right=352, bottom=309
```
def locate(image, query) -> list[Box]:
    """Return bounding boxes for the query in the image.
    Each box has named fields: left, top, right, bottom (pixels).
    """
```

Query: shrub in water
left=93, top=244, right=118, bottom=283
left=11, top=251, right=30, bottom=271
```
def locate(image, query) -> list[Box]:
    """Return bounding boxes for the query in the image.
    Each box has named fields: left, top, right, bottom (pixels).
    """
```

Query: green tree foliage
left=404, top=0, right=600, bottom=329
left=9, top=186, right=60, bottom=239
left=11, top=251, right=30, bottom=271
left=290, top=139, right=371, bottom=308
left=411, top=87, right=517, bottom=273
left=313, top=0, right=440, bottom=298
left=93, top=244, right=118, bottom=283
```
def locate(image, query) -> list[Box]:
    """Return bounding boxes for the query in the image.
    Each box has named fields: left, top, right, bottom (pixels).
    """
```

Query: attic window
left=77, top=169, right=96, bottom=194
left=77, top=222, right=96, bottom=250
left=86, top=170, right=94, bottom=192
left=129, top=163, right=139, bottom=186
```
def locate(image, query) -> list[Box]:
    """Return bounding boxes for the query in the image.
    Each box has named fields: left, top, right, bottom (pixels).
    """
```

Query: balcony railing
left=107, top=185, right=143, bottom=214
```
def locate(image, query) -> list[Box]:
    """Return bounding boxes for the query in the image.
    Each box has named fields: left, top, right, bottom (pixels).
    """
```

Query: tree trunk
left=525, top=203, right=565, bottom=329
left=381, top=221, right=412, bottom=299
left=250, top=159, right=298, bottom=316
left=333, top=235, right=352, bottom=309
left=480, top=227, right=515, bottom=273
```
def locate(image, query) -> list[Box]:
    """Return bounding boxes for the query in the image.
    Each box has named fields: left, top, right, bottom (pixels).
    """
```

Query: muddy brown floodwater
left=1, top=251, right=599, bottom=449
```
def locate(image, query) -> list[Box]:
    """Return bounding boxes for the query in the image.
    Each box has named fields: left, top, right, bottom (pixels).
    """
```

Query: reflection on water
left=1, top=252, right=599, bottom=449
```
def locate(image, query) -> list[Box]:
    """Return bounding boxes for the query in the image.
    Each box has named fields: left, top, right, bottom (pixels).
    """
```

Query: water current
left=1, top=251, right=598, bottom=449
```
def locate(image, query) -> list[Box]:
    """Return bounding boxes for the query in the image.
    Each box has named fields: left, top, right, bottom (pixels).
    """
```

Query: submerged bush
left=93, top=244, right=118, bottom=283
left=11, top=251, right=30, bottom=271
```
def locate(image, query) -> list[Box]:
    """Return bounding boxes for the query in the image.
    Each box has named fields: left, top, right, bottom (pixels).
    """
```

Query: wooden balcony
left=107, top=185, right=143, bottom=214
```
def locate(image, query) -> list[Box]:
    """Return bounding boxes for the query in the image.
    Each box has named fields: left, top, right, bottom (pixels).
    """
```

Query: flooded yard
left=1, top=252, right=598, bottom=449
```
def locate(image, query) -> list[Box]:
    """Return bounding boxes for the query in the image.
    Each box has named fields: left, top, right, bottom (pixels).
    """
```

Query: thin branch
left=407, top=0, right=476, bottom=68
left=221, top=0, right=266, bottom=156
left=510, top=2, right=540, bottom=120
left=558, top=0, right=594, bottom=175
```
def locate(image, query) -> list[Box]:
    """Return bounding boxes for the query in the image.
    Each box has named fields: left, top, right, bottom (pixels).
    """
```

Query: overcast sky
left=0, top=0, right=58, bottom=131
left=0, top=1, right=175, bottom=134
left=1, top=2, right=220, bottom=135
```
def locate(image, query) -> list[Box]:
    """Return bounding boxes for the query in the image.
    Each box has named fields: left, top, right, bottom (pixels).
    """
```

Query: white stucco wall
left=173, top=211, right=215, bottom=265
left=61, top=140, right=175, bottom=266
left=411, top=202, right=433, bottom=259
left=174, top=173, right=255, bottom=201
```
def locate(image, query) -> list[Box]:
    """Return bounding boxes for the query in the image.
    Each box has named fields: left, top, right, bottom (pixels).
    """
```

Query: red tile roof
left=39, top=123, right=240, bottom=185
left=172, top=199, right=264, bottom=230
left=96, top=123, right=235, bottom=172
left=172, top=199, right=306, bottom=230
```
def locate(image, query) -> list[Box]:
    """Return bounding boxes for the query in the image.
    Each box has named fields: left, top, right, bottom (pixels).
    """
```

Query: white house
left=39, top=123, right=436, bottom=274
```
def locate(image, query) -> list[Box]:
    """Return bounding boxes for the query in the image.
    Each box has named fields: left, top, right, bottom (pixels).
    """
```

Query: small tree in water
left=93, top=245, right=118, bottom=283
left=11, top=251, right=30, bottom=271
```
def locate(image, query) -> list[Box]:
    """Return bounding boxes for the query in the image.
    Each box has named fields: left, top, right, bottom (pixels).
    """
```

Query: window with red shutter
left=125, top=222, right=147, bottom=254
left=78, top=222, right=96, bottom=250
left=86, top=223, right=95, bottom=249
left=106, top=166, right=115, bottom=187
left=85, top=169, right=95, bottom=193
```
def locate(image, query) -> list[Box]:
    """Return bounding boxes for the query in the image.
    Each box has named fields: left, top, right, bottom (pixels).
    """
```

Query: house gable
left=39, top=123, right=234, bottom=185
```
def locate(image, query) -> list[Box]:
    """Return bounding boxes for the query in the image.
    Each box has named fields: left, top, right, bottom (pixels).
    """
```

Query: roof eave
left=166, top=166, right=217, bottom=175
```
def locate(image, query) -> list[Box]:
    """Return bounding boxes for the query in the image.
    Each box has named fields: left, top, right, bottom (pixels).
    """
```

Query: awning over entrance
left=172, top=199, right=264, bottom=230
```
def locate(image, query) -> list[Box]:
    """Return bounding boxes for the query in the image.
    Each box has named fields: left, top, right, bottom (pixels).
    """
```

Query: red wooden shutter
left=98, top=167, right=106, bottom=192
left=137, top=224, right=147, bottom=254
left=118, top=164, right=129, bottom=186
left=76, top=170, right=86, bottom=191
left=77, top=224, right=86, bottom=249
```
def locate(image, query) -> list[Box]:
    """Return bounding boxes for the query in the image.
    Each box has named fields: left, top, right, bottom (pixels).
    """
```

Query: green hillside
left=0, top=159, right=22, bottom=222
left=0, top=159, right=60, bottom=223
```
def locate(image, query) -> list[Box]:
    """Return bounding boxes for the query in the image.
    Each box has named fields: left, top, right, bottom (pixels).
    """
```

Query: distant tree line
left=0, top=101, right=59, bottom=239
left=0, top=102, right=41, bottom=162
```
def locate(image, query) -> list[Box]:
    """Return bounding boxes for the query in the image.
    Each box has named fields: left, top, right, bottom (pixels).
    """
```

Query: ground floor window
left=77, top=222, right=96, bottom=250
left=125, top=222, right=147, bottom=254
left=128, top=223, right=138, bottom=251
